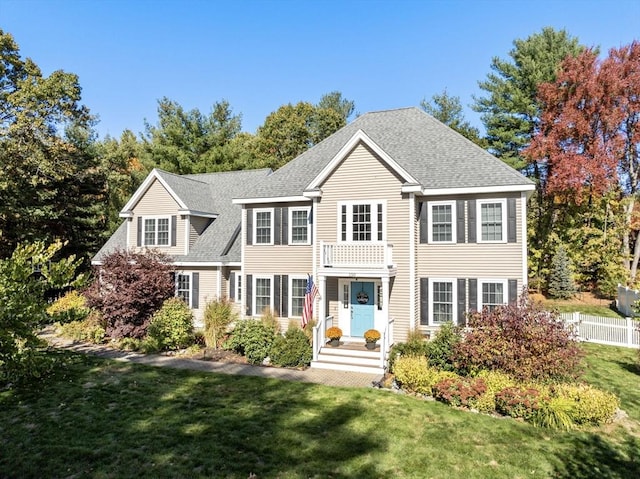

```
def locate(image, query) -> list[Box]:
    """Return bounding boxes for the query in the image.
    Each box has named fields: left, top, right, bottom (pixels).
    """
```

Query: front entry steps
left=311, top=342, right=385, bottom=375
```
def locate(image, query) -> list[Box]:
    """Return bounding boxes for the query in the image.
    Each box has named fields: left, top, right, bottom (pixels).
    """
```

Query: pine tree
left=548, top=245, right=578, bottom=299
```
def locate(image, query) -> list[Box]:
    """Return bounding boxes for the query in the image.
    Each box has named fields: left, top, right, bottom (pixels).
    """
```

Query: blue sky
left=2, top=0, right=638, bottom=140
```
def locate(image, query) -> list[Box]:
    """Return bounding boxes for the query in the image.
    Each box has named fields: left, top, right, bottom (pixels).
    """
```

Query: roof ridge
left=155, top=168, right=209, bottom=185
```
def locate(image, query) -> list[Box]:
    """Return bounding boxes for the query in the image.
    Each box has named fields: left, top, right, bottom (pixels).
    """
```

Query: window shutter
left=192, top=273, right=199, bottom=309
left=274, top=275, right=281, bottom=316
left=508, top=279, right=518, bottom=305
left=274, top=208, right=281, bottom=245
left=467, top=200, right=476, bottom=243
left=468, top=278, right=477, bottom=312
left=419, top=202, right=428, bottom=244
left=420, top=277, right=429, bottom=325
left=308, top=208, right=313, bottom=245
left=169, top=272, right=176, bottom=290
left=245, top=274, right=253, bottom=316
left=171, top=216, right=177, bottom=246
left=456, top=200, right=465, bottom=243
left=137, top=217, right=142, bottom=246
left=246, top=208, right=253, bottom=245
left=281, top=207, right=288, bottom=245
left=281, top=274, right=288, bottom=318
left=229, top=272, right=236, bottom=301
left=457, top=278, right=466, bottom=325
left=507, top=198, right=517, bottom=243
left=341, top=205, right=347, bottom=241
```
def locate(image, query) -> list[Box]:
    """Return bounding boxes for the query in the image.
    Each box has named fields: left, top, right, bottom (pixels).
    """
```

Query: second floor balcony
left=321, top=241, right=394, bottom=270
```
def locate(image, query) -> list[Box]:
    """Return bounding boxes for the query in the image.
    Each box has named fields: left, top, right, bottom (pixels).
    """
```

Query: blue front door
left=351, top=281, right=375, bottom=337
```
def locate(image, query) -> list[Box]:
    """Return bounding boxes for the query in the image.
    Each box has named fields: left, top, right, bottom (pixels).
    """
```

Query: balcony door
left=350, top=281, right=375, bottom=337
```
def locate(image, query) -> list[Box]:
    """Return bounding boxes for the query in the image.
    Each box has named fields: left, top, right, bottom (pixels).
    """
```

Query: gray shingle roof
left=239, top=107, right=533, bottom=199
left=93, top=220, right=127, bottom=262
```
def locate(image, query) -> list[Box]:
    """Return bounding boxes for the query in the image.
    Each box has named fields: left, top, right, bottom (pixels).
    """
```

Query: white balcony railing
left=321, top=241, right=393, bottom=269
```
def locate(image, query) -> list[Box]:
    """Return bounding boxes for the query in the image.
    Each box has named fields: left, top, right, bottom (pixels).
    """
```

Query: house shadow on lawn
left=552, top=433, right=640, bottom=479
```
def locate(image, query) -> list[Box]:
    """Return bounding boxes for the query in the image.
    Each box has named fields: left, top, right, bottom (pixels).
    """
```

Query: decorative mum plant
left=326, top=327, right=343, bottom=340
left=364, top=329, right=381, bottom=342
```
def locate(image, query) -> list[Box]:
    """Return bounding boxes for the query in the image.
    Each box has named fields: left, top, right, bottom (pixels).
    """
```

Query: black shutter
left=420, top=277, right=429, bottom=325
left=274, top=275, right=281, bottom=316
left=419, top=202, right=428, bottom=244
left=281, top=274, right=288, bottom=318
left=508, top=279, right=518, bottom=305
left=246, top=208, right=253, bottom=245
left=274, top=208, right=281, bottom=245
left=467, top=200, right=476, bottom=243
left=468, top=278, right=478, bottom=312
left=171, top=215, right=177, bottom=246
left=457, top=278, right=466, bottom=325
left=137, top=217, right=142, bottom=246
left=281, top=207, right=288, bottom=245
left=507, top=198, right=517, bottom=243
left=457, top=200, right=465, bottom=243
left=246, top=274, right=253, bottom=316
left=192, top=273, right=199, bottom=309
left=308, top=207, right=313, bottom=245
left=230, top=272, right=236, bottom=301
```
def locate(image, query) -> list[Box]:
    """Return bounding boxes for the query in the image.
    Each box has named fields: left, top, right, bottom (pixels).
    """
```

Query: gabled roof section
left=234, top=107, right=534, bottom=202
left=92, top=220, right=127, bottom=264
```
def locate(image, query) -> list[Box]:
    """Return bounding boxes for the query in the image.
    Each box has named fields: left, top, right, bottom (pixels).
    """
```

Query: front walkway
left=41, top=329, right=382, bottom=388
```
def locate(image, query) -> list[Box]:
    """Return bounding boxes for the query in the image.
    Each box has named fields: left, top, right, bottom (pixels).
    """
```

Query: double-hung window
left=254, top=276, right=272, bottom=315
left=176, top=273, right=190, bottom=306
left=289, top=277, right=307, bottom=317
left=290, top=207, right=310, bottom=245
left=430, top=278, right=456, bottom=325
left=479, top=280, right=507, bottom=311
left=339, top=201, right=385, bottom=242
left=478, top=199, right=506, bottom=243
left=428, top=201, right=456, bottom=243
left=143, top=216, right=170, bottom=246
left=254, top=209, right=273, bottom=245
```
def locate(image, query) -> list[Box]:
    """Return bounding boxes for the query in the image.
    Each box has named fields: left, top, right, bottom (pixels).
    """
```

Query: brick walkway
left=41, top=330, right=382, bottom=388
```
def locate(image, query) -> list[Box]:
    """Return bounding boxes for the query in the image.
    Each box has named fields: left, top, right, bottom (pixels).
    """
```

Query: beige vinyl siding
left=317, top=142, right=412, bottom=341
left=190, top=216, right=211, bottom=247
left=175, top=267, right=219, bottom=327
left=326, top=277, right=339, bottom=321
left=130, top=179, right=185, bottom=255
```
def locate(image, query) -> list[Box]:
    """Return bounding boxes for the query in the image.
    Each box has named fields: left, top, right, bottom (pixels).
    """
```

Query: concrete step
left=310, top=344, right=384, bottom=374
left=310, top=359, right=385, bottom=375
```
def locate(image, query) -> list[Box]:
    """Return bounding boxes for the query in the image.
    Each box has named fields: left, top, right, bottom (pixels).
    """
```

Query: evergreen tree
left=548, top=245, right=577, bottom=299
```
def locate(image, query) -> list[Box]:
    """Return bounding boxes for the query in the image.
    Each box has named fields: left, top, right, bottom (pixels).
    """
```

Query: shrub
left=432, top=377, right=487, bottom=408
left=326, top=327, right=342, bottom=340
left=388, top=330, right=430, bottom=373
left=552, top=383, right=620, bottom=425
left=474, top=370, right=518, bottom=413
left=224, top=319, right=278, bottom=365
left=147, top=298, right=194, bottom=351
left=426, top=322, right=462, bottom=372
left=203, top=297, right=237, bottom=349
left=533, top=397, right=575, bottom=430
left=83, top=250, right=174, bottom=339
left=57, top=310, right=106, bottom=344
left=270, top=325, right=312, bottom=368
left=47, top=290, right=90, bottom=324
left=260, top=307, right=281, bottom=334
left=453, top=296, right=585, bottom=382
left=393, top=356, right=458, bottom=395
left=495, top=387, right=542, bottom=420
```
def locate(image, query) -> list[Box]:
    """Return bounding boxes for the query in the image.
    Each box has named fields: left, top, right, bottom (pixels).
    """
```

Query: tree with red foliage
left=84, top=250, right=174, bottom=339
left=525, top=42, right=640, bottom=279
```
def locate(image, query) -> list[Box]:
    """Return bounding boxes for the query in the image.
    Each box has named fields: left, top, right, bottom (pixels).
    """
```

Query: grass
left=1, top=346, right=640, bottom=479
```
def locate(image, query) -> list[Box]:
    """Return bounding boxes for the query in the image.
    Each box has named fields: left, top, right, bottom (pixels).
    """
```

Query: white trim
left=119, top=211, right=133, bottom=218
left=173, top=261, right=240, bottom=267
left=121, top=169, right=188, bottom=214
left=312, top=197, right=318, bottom=296
left=184, top=216, right=190, bottom=255
left=303, top=189, right=322, bottom=198
left=401, top=183, right=422, bottom=193
left=476, top=198, right=507, bottom=244
left=232, top=195, right=310, bottom=205
left=178, top=209, right=218, bottom=218
left=428, top=278, right=457, bottom=326
left=477, top=278, right=509, bottom=310
left=126, top=219, right=131, bottom=249
left=337, top=200, right=387, bottom=243
left=427, top=200, right=456, bottom=244
left=235, top=271, right=243, bottom=303
left=521, top=192, right=528, bottom=291
left=217, top=269, right=222, bottom=299
left=409, top=193, right=416, bottom=330
left=420, top=184, right=535, bottom=196
left=175, top=271, right=193, bottom=309
left=288, top=275, right=308, bottom=318
left=253, top=208, right=274, bottom=245
left=253, top=274, right=274, bottom=316
left=141, top=215, right=172, bottom=247
left=241, top=208, right=246, bottom=317
left=289, top=206, right=311, bottom=245
left=307, top=130, right=419, bottom=190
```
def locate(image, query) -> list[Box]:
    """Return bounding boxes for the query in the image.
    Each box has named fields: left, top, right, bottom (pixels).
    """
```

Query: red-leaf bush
left=84, top=250, right=174, bottom=339
left=453, top=297, right=584, bottom=382
left=495, top=387, right=542, bottom=420
left=432, top=377, right=487, bottom=408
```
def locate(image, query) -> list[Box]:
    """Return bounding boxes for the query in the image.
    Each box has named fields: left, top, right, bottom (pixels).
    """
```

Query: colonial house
left=94, top=107, right=535, bottom=374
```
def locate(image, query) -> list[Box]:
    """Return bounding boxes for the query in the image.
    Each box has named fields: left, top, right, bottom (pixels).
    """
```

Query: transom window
left=176, top=274, right=190, bottom=306
left=478, top=200, right=506, bottom=242
left=290, top=208, right=310, bottom=244
left=428, top=201, right=455, bottom=243
left=254, top=210, right=273, bottom=244
left=143, top=217, right=170, bottom=246
left=480, top=280, right=507, bottom=311
left=255, top=277, right=272, bottom=315
left=290, top=277, right=307, bottom=317
left=339, top=201, right=385, bottom=242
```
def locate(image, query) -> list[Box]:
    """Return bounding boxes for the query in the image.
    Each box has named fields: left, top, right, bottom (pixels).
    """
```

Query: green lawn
left=1, top=345, right=639, bottom=479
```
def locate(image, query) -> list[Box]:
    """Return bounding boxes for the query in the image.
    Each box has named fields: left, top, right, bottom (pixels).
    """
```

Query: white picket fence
left=616, top=284, right=640, bottom=317
left=560, top=312, right=640, bottom=348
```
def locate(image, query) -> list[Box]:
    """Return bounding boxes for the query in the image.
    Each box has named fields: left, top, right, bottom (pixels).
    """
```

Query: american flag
left=301, top=274, right=319, bottom=329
